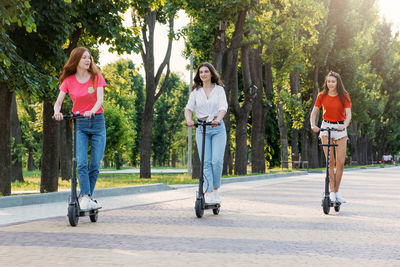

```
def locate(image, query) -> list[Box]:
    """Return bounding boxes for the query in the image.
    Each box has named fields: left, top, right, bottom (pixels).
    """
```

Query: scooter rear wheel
left=322, top=197, right=330, bottom=215
left=68, top=204, right=79, bottom=226
left=195, top=199, right=204, bottom=218
left=334, top=204, right=340, bottom=212
left=212, top=208, right=220, bottom=215
left=89, top=210, right=99, bottom=222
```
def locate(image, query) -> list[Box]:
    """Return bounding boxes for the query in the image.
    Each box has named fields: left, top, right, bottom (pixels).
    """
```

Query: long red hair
left=59, top=47, right=99, bottom=87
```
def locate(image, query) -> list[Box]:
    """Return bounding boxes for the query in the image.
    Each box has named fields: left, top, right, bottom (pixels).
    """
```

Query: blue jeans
left=76, top=113, right=106, bottom=196
left=196, top=121, right=226, bottom=192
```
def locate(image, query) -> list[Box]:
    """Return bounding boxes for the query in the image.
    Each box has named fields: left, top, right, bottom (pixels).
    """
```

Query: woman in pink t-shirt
left=53, top=47, right=106, bottom=211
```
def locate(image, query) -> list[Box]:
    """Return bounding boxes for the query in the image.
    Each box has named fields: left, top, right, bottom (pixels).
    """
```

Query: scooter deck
left=330, top=201, right=341, bottom=206
left=79, top=208, right=101, bottom=216
left=205, top=203, right=220, bottom=209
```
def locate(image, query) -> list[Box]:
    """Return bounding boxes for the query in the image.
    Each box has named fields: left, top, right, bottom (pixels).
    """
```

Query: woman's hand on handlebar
left=211, top=119, right=220, bottom=128
left=54, top=112, right=63, bottom=121
left=337, top=125, right=346, bottom=131
left=311, top=125, right=320, bottom=133
left=84, top=111, right=95, bottom=118
left=186, top=120, right=194, bottom=127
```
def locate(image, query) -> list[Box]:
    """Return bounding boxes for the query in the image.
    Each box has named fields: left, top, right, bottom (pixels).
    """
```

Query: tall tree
left=0, top=0, right=37, bottom=195
left=131, top=1, right=180, bottom=178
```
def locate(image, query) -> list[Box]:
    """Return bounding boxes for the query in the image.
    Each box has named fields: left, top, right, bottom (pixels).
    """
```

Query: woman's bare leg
left=321, top=136, right=336, bottom=192
left=333, top=137, right=347, bottom=192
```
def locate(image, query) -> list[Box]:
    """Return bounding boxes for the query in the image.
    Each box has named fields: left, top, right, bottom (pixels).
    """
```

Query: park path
left=0, top=167, right=399, bottom=266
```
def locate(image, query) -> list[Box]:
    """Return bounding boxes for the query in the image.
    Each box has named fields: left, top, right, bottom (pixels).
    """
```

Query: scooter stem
left=198, top=121, right=207, bottom=199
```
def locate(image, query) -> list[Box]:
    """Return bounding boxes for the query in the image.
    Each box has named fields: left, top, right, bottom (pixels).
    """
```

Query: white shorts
left=319, top=120, right=348, bottom=141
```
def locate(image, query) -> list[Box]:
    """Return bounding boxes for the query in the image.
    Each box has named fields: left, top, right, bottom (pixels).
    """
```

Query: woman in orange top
left=310, top=71, right=352, bottom=203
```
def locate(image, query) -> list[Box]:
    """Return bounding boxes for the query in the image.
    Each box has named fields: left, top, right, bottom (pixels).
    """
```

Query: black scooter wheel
left=68, top=204, right=79, bottom=226
left=90, top=210, right=98, bottom=222
left=322, top=197, right=330, bottom=215
left=195, top=199, right=204, bottom=218
left=212, top=208, right=220, bottom=215
left=334, top=204, right=340, bottom=212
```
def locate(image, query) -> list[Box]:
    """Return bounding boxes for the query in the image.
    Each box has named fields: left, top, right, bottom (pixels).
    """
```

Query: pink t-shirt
left=60, top=73, right=106, bottom=114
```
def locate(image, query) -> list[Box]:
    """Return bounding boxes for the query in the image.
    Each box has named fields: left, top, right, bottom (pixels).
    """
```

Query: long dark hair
left=192, top=62, right=224, bottom=91
left=59, top=47, right=100, bottom=87
left=321, top=71, right=350, bottom=107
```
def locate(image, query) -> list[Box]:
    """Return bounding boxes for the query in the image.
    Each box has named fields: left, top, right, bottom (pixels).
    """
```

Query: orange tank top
left=314, top=93, right=351, bottom=121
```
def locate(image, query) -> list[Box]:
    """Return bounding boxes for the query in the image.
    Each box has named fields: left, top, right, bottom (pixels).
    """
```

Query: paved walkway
left=0, top=167, right=399, bottom=266
left=100, top=168, right=187, bottom=174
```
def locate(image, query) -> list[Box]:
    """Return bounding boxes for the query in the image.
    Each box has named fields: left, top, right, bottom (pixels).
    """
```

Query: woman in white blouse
left=185, top=62, right=228, bottom=204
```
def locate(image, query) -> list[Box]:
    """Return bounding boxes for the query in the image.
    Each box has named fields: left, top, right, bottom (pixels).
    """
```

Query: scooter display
left=53, top=112, right=100, bottom=226
left=319, top=127, right=341, bottom=214
left=193, top=120, right=221, bottom=218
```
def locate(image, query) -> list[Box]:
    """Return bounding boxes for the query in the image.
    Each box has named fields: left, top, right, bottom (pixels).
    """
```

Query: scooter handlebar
left=319, top=127, right=339, bottom=132
left=52, top=112, right=86, bottom=120
left=193, top=121, right=220, bottom=127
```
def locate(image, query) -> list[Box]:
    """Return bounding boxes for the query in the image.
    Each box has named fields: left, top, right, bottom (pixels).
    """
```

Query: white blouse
left=185, top=84, right=228, bottom=121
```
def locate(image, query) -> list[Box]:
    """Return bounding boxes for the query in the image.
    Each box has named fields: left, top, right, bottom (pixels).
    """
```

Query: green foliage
left=18, top=100, right=43, bottom=169
left=103, top=102, right=129, bottom=166
left=152, top=73, right=189, bottom=166
left=71, top=0, right=140, bottom=54
left=102, top=59, right=145, bottom=166
left=264, top=95, right=281, bottom=168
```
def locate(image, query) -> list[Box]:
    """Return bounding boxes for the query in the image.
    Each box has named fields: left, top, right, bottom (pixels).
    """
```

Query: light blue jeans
left=76, top=113, right=106, bottom=196
left=196, top=121, right=226, bottom=192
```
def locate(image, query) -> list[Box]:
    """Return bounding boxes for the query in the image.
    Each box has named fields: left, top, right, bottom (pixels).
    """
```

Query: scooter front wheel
left=195, top=199, right=204, bottom=218
left=68, top=204, right=79, bottom=226
left=322, top=197, right=330, bottom=215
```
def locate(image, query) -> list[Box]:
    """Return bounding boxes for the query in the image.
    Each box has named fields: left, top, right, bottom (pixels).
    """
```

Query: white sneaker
left=329, top=192, right=336, bottom=203
left=90, top=199, right=102, bottom=210
left=79, top=197, right=91, bottom=211
left=205, top=192, right=216, bottom=204
left=214, top=190, right=221, bottom=204
left=335, top=192, right=346, bottom=203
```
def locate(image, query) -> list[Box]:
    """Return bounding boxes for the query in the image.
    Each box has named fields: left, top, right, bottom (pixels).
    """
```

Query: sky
left=99, top=1, right=400, bottom=82
left=99, top=10, right=190, bottom=80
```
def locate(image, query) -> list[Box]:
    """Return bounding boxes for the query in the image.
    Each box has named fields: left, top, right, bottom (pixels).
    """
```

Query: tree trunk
left=59, top=120, right=72, bottom=180
left=139, top=11, right=173, bottom=178
left=228, top=10, right=255, bottom=175
left=309, top=66, right=320, bottom=167
left=10, top=92, right=24, bottom=182
left=140, top=97, right=155, bottom=177
left=276, top=86, right=289, bottom=168
left=115, top=152, right=121, bottom=170
left=212, top=21, right=226, bottom=73
left=103, top=156, right=110, bottom=168
left=250, top=47, right=268, bottom=174
left=290, top=71, right=300, bottom=157
left=349, top=121, right=358, bottom=164
left=27, top=148, right=36, bottom=171
left=171, top=150, right=176, bottom=167
left=212, top=21, right=231, bottom=176
left=235, top=114, right=249, bottom=175
left=0, top=82, right=12, bottom=196
left=40, top=101, right=60, bottom=193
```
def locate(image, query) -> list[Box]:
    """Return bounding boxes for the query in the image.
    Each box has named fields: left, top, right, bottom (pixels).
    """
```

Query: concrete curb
left=221, top=171, right=308, bottom=184
left=0, top=183, right=172, bottom=209
left=169, top=171, right=308, bottom=189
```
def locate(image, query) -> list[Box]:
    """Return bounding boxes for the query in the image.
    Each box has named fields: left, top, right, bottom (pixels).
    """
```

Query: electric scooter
left=319, top=127, right=341, bottom=214
left=53, top=112, right=100, bottom=226
left=193, top=120, right=221, bottom=218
